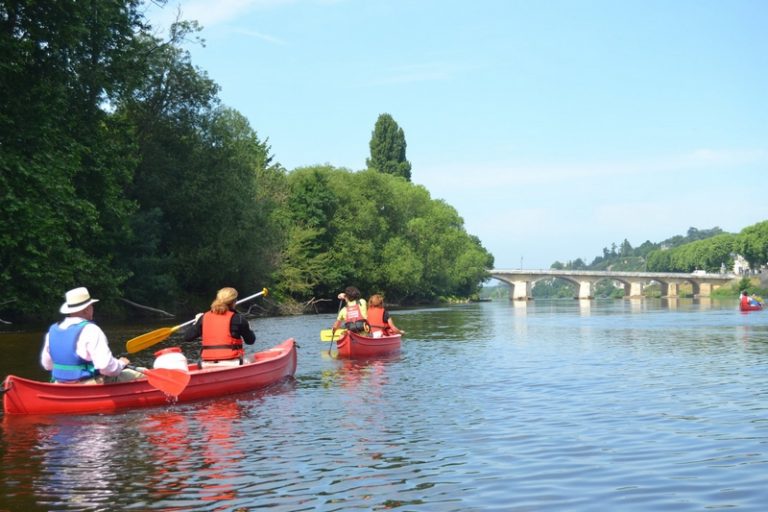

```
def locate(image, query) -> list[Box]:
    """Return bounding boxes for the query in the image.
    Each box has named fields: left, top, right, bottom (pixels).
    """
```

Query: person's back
left=333, top=286, right=368, bottom=333
left=741, top=292, right=750, bottom=307
left=184, top=287, right=256, bottom=367
left=366, top=294, right=400, bottom=337
left=41, top=287, right=140, bottom=383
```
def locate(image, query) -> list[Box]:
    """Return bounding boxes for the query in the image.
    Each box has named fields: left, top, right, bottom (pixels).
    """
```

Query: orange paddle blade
left=142, top=368, right=190, bottom=397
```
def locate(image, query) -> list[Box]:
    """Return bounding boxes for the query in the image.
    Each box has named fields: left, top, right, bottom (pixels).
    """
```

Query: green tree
left=619, top=239, right=633, bottom=257
left=0, top=0, right=145, bottom=319
left=119, top=22, right=283, bottom=309
left=366, top=113, right=412, bottom=181
left=273, top=166, right=342, bottom=300
left=734, top=221, right=768, bottom=269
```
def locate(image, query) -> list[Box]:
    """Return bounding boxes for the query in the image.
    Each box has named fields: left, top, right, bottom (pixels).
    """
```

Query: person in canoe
left=740, top=291, right=751, bottom=308
left=366, top=294, right=402, bottom=337
left=40, top=287, right=143, bottom=384
left=332, top=286, right=368, bottom=335
left=183, top=287, right=256, bottom=368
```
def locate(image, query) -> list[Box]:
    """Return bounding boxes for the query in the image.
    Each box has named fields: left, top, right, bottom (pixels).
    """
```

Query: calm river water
left=1, top=299, right=767, bottom=511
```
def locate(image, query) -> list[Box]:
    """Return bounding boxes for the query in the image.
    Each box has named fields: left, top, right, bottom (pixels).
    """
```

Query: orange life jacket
left=366, top=306, right=388, bottom=334
left=201, top=310, right=243, bottom=361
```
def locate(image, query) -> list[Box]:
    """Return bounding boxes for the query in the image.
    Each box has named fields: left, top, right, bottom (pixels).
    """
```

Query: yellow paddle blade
left=125, top=325, right=181, bottom=354
left=320, top=328, right=346, bottom=342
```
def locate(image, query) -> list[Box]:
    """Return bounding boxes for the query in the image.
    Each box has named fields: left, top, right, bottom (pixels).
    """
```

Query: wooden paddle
left=125, top=288, right=268, bottom=354
left=128, top=365, right=190, bottom=397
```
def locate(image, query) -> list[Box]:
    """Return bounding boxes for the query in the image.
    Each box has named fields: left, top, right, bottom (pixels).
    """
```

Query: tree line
left=0, top=3, right=492, bottom=322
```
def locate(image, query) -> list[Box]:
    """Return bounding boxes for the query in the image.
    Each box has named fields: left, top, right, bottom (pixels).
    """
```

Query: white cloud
left=231, top=28, right=287, bottom=45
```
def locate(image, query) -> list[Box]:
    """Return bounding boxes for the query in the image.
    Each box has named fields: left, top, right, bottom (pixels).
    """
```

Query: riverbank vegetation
left=0, top=3, right=492, bottom=322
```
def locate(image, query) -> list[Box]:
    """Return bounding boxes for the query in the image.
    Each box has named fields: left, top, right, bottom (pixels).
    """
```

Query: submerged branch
left=119, top=298, right=176, bottom=318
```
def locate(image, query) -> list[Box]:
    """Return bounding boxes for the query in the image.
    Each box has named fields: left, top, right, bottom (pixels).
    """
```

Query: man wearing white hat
left=40, top=287, right=141, bottom=383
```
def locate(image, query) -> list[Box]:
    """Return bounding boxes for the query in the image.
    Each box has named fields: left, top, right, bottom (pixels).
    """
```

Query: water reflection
left=2, top=414, right=123, bottom=511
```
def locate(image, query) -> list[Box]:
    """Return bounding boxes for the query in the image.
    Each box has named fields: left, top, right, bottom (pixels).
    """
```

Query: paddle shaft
left=328, top=299, right=344, bottom=355
left=176, top=288, right=269, bottom=331
left=125, top=288, right=268, bottom=353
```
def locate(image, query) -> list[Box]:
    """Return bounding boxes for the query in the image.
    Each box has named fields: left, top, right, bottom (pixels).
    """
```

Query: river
left=1, top=299, right=767, bottom=511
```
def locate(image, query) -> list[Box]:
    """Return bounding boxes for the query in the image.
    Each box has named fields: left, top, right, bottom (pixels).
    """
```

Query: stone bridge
left=490, top=269, right=736, bottom=300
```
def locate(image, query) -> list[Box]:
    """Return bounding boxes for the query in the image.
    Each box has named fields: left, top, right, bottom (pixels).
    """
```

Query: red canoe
left=740, top=303, right=764, bottom=312
left=335, top=331, right=401, bottom=359
left=2, top=338, right=297, bottom=415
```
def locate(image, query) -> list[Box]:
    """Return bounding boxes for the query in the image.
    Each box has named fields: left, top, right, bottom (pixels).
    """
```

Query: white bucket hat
left=59, top=287, right=99, bottom=314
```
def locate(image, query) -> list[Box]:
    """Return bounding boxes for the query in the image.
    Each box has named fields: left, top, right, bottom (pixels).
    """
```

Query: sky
left=144, top=0, right=768, bottom=270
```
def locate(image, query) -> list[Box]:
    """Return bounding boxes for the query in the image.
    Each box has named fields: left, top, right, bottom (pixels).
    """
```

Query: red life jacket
left=741, top=295, right=750, bottom=307
left=343, top=300, right=367, bottom=332
left=201, top=310, right=243, bottom=361
left=345, top=301, right=363, bottom=322
left=367, top=307, right=388, bottom=334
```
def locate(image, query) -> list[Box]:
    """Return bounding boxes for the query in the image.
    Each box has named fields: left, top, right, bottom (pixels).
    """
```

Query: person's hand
left=337, top=292, right=346, bottom=300
left=119, top=357, right=130, bottom=366
left=194, top=312, right=203, bottom=323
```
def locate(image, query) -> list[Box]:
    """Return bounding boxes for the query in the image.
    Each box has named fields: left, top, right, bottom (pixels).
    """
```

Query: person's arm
left=384, top=310, right=400, bottom=334
left=81, top=324, right=126, bottom=376
left=232, top=313, right=255, bottom=345
left=40, top=333, right=53, bottom=371
left=181, top=314, right=204, bottom=342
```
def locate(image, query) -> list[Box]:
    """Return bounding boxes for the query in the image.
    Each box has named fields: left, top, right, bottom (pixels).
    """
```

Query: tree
left=119, top=22, right=284, bottom=309
left=366, top=113, right=412, bottom=181
left=734, top=221, right=768, bottom=269
left=0, top=0, right=146, bottom=318
left=620, top=239, right=633, bottom=257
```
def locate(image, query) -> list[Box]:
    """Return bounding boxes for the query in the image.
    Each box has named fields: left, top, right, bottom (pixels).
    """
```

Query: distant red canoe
left=740, top=303, right=764, bottom=312
left=335, top=331, right=401, bottom=359
left=2, top=339, right=297, bottom=415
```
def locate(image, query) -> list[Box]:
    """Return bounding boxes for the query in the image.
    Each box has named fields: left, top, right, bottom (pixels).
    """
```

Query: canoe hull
left=2, top=338, right=297, bottom=415
left=335, top=331, right=401, bottom=359
left=740, top=303, right=763, bottom=312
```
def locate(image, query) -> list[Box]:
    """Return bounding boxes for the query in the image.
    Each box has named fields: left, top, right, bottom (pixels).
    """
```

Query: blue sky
left=145, top=0, right=767, bottom=269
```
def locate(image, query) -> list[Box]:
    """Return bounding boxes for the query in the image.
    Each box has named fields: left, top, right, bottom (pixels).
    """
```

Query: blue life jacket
left=48, top=321, right=97, bottom=382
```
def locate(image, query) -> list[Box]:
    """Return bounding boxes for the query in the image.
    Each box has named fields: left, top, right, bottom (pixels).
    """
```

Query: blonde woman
left=184, top=287, right=256, bottom=367
left=366, top=294, right=401, bottom=337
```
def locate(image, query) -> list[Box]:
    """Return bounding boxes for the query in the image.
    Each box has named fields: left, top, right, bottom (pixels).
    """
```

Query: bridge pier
left=577, top=280, right=594, bottom=300
left=511, top=280, right=532, bottom=301
left=625, top=281, right=644, bottom=298
left=660, top=281, right=680, bottom=298
left=696, top=282, right=713, bottom=297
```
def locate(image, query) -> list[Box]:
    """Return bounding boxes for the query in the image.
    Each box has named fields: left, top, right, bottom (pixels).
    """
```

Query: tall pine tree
left=366, top=113, right=412, bottom=181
